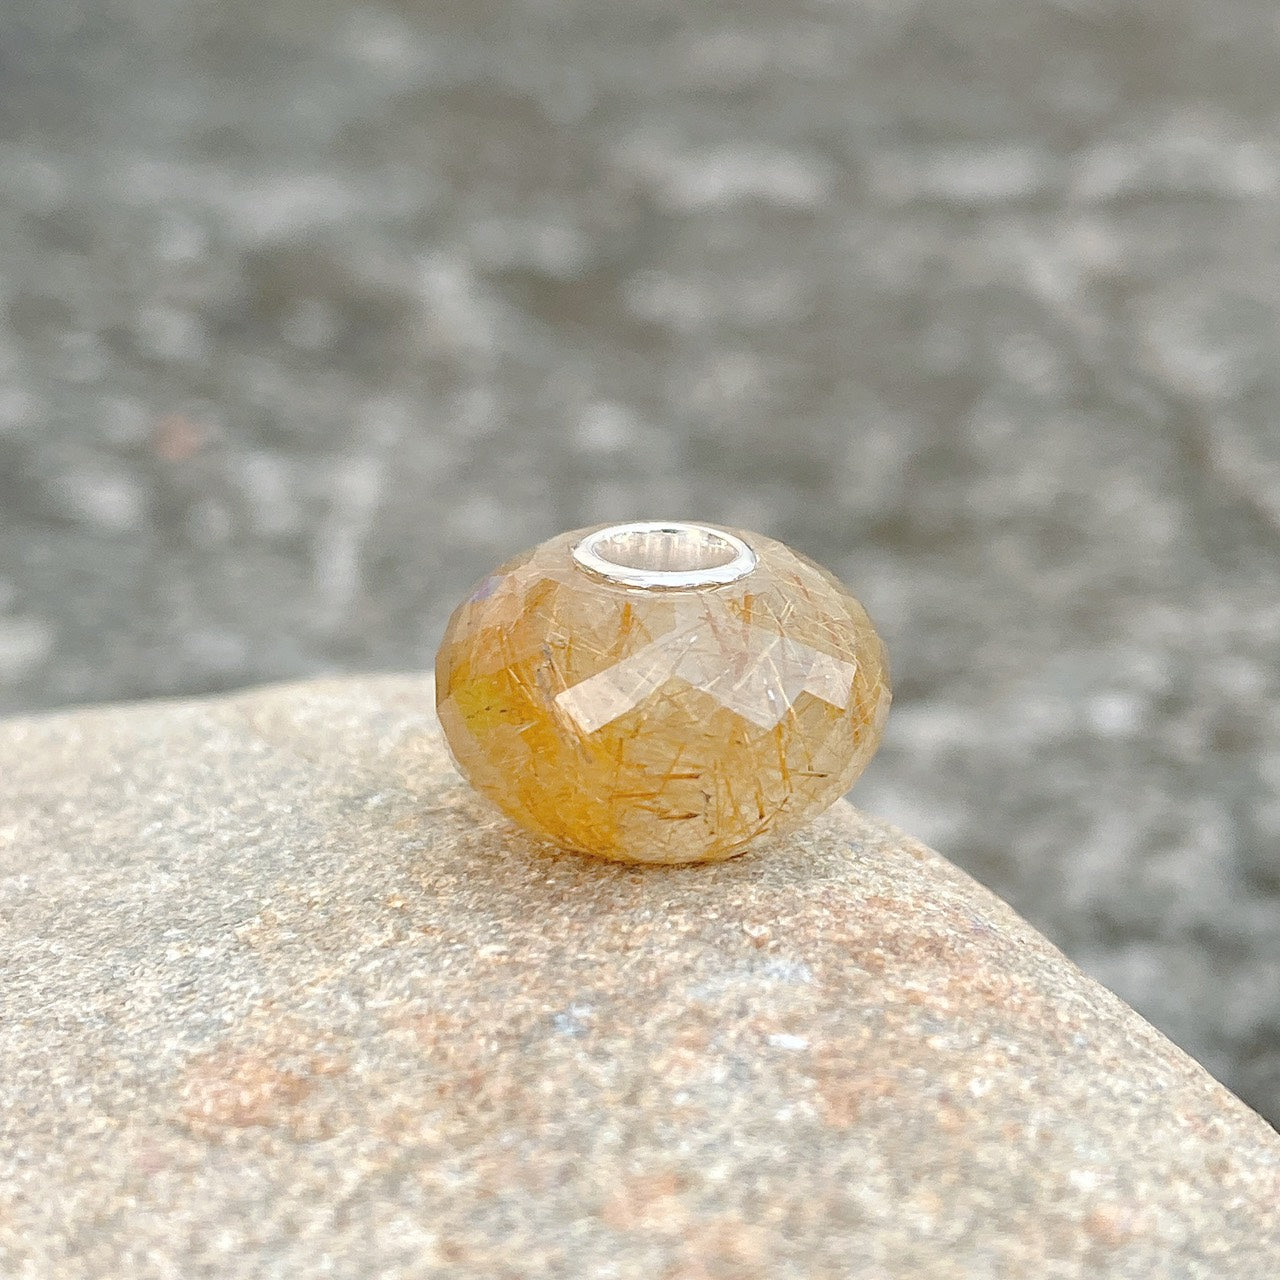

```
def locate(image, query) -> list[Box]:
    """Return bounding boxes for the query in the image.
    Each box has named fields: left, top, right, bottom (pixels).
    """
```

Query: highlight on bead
left=435, top=522, right=890, bottom=865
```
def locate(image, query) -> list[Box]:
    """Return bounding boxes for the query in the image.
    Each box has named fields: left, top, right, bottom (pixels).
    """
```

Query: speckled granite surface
left=2, top=2, right=1280, bottom=1122
left=1, top=677, right=1278, bottom=1277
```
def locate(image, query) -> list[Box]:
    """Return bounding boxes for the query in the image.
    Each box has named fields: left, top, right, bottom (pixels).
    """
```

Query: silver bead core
left=571, top=521, right=758, bottom=590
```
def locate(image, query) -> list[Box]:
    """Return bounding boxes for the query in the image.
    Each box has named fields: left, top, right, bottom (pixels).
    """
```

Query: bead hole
left=592, top=526, right=737, bottom=574
left=573, top=522, right=757, bottom=589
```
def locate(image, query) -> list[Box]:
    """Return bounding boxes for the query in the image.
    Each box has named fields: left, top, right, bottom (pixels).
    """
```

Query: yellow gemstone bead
left=435, top=523, right=890, bottom=865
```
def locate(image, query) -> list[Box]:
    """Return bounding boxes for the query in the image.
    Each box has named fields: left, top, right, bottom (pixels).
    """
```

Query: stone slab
left=1, top=676, right=1277, bottom=1277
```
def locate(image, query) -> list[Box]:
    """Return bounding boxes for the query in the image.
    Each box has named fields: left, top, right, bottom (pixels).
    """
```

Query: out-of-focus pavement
left=2, top=0, right=1280, bottom=1121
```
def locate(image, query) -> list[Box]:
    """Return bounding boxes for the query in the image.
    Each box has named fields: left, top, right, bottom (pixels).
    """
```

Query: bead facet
left=435, top=523, right=890, bottom=864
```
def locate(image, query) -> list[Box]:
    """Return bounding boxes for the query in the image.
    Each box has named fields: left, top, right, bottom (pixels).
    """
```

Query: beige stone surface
left=1, top=676, right=1277, bottom=1279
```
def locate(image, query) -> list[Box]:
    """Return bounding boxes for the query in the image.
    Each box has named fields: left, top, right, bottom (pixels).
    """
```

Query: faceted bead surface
left=435, top=525, right=890, bottom=864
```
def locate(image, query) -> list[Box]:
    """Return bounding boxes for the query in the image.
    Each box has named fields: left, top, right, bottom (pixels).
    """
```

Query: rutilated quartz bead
left=435, top=523, right=890, bottom=865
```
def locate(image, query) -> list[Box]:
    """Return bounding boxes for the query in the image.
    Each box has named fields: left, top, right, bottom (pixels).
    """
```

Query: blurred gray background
left=2, top=0, right=1280, bottom=1122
